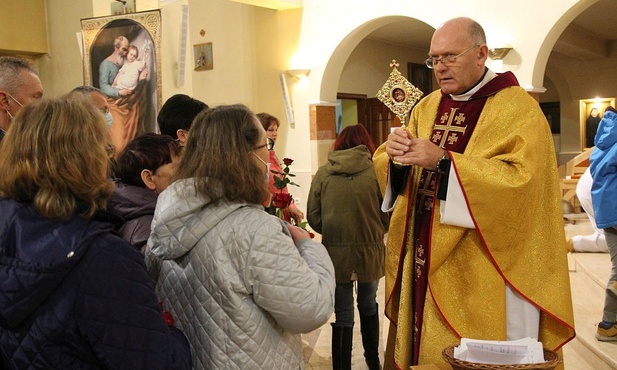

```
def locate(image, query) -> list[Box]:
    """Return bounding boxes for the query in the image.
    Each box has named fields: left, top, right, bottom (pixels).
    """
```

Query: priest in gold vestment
left=373, top=17, right=575, bottom=369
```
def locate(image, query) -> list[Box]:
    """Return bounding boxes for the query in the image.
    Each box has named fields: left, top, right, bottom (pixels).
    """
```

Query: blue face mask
left=104, top=112, right=113, bottom=128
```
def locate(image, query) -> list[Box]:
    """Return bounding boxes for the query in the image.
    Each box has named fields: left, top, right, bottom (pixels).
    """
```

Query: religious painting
left=580, top=98, right=615, bottom=150
left=408, top=62, right=432, bottom=97
left=194, top=42, right=213, bottom=71
left=539, top=102, right=560, bottom=134
left=81, top=10, right=162, bottom=155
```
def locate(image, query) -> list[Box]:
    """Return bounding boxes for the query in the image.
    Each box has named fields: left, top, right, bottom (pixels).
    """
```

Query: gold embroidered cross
left=432, top=107, right=468, bottom=147
left=417, top=173, right=437, bottom=213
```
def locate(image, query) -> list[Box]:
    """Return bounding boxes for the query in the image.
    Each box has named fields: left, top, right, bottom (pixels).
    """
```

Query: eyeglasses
left=255, top=137, right=274, bottom=151
left=424, top=44, right=480, bottom=69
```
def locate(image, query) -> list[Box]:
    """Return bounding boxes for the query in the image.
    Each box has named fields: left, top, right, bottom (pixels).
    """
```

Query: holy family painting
left=81, top=10, right=162, bottom=155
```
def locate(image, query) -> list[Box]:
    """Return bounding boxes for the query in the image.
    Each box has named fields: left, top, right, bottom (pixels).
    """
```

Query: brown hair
left=176, top=104, right=269, bottom=205
left=256, top=112, right=279, bottom=131
left=0, top=96, right=114, bottom=219
left=116, top=133, right=180, bottom=188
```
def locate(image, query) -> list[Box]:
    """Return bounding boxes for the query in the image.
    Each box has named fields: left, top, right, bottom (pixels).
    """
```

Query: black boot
left=360, top=309, right=381, bottom=370
left=331, top=323, right=353, bottom=370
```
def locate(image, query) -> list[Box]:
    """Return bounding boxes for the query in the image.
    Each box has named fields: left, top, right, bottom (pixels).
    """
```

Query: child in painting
left=113, top=44, right=149, bottom=91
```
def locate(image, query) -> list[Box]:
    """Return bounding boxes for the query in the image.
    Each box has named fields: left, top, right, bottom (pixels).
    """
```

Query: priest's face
left=429, top=19, right=488, bottom=95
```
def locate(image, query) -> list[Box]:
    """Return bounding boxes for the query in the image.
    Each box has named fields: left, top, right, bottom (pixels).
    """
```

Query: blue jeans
left=334, top=280, right=379, bottom=327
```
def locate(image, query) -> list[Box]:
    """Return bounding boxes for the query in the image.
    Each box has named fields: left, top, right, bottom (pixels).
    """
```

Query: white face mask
left=252, top=152, right=271, bottom=182
left=104, top=111, right=113, bottom=128
left=5, top=92, right=23, bottom=122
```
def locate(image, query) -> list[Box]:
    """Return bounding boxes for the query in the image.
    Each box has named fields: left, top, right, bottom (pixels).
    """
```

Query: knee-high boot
left=331, top=323, right=353, bottom=370
left=360, top=308, right=381, bottom=370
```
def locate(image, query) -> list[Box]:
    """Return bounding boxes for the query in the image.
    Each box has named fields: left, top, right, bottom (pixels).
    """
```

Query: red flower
left=283, top=158, right=294, bottom=166
left=271, top=192, right=293, bottom=209
left=159, top=302, right=175, bottom=326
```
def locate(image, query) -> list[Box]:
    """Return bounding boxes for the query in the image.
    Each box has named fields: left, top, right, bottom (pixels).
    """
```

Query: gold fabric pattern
left=374, top=86, right=575, bottom=370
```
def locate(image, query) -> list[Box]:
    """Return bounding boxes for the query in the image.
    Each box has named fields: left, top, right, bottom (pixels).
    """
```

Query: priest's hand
left=391, top=137, right=445, bottom=170
left=386, top=127, right=412, bottom=161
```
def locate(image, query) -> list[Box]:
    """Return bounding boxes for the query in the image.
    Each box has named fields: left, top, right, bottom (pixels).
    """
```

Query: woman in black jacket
left=0, top=96, right=192, bottom=369
left=109, top=133, right=181, bottom=252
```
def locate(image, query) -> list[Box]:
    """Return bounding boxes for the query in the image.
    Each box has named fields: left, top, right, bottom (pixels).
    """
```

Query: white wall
left=288, top=0, right=595, bottom=174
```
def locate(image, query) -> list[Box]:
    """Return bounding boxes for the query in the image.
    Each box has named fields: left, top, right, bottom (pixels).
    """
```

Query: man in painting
left=0, top=56, right=44, bottom=141
left=98, top=35, right=151, bottom=156
left=99, top=36, right=132, bottom=99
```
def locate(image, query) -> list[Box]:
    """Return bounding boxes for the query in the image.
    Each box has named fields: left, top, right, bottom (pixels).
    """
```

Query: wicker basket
left=442, top=345, right=562, bottom=370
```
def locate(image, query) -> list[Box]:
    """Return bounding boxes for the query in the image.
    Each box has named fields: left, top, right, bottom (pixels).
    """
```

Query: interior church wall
left=546, top=44, right=617, bottom=156
left=38, top=0, right=93, bottom=97
left=289, top=0, right=586, bottom=178
left=337, top=38, right=434, bottom=99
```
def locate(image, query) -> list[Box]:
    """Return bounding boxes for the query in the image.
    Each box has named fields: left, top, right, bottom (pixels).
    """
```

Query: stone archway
left=309, top=16, right=433, bottom=167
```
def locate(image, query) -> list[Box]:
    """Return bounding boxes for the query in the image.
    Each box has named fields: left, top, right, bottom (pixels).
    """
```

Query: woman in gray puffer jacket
left=307, top=124, right=389, bottom=370
left=146, top=104, right=335, bottom=370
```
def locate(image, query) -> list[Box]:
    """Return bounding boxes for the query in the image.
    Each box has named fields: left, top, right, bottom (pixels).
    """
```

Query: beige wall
left=338, top=38, right=435, bottom=98
left=0, top=0, right=47, bottom=54
left=37, top=0, right=92, bottom=97
left=24, top=0, right=609, bottom=201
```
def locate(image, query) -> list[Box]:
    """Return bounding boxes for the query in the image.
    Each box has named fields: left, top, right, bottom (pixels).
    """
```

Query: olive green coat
left=307, top=145, right=389, bottom=283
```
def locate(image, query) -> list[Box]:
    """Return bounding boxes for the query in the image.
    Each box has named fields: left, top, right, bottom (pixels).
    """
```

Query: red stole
left=410, top=71, right=518, bottom=364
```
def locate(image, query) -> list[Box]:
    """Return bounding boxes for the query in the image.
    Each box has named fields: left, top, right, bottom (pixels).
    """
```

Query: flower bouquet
left=269, top=157, right=314, bottom=238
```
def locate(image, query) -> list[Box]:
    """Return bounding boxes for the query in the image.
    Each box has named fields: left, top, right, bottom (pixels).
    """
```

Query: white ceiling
left=366, top=1, right=617, bottom=60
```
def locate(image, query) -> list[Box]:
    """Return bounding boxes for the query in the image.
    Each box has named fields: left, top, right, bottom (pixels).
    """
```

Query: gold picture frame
left=194, top=42, right=213, bottom=71
left=80, top=10, right=162, bottom=153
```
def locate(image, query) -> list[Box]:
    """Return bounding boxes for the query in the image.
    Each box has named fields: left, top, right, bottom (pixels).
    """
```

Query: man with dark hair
left=0, top=56, right=44, bottom=140
left=157, top=94, right=208, bottom=145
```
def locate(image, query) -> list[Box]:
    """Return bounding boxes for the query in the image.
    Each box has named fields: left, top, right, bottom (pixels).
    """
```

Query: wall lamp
left=488, top=45, right=513, bottom=60
left=286, top=68, right=311, bottom=81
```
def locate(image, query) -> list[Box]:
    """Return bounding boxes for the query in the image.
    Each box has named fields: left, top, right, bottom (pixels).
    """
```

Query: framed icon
left=194, top=42, right=213, bottom=71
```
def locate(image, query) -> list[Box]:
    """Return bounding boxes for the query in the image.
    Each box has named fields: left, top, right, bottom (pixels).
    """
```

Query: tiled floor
left=302, top=278, right=387, bottom=370
left=302, top=219, right=617, bottom=369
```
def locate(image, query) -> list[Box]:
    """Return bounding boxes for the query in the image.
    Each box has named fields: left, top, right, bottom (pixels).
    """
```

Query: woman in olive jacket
left=307, top=124, right=389, bottom=370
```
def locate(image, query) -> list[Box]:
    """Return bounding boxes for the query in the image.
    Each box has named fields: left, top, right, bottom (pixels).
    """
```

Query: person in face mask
left=256, top=112, right=304, bottom=224
left=68, top=86, right=117, bottom=176
left=69, top=86, right=113, bottom=128
left=145, top=104, right=335, bottom=370
left=0, top=57, right=44, bottom=141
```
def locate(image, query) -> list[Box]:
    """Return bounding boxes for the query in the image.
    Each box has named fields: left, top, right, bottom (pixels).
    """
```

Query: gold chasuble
left=373, top=72, right=575, bottom=369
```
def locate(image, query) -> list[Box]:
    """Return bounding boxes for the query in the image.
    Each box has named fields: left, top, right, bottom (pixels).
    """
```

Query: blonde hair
left=0, top=96, right=114, bottom=219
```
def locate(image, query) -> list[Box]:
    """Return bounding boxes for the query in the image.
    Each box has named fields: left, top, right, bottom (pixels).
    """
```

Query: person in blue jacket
left=589, top=106, right=617, bottom=342
left=0, top=96, right=192, bottom=369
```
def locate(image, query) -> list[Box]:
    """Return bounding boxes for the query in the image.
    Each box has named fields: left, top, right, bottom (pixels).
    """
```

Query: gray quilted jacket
left=146, top=178, right=335, bottom=370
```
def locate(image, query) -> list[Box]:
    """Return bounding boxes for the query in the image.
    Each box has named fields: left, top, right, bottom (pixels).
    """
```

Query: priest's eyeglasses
left=424, top=44, right=480, bottom=69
